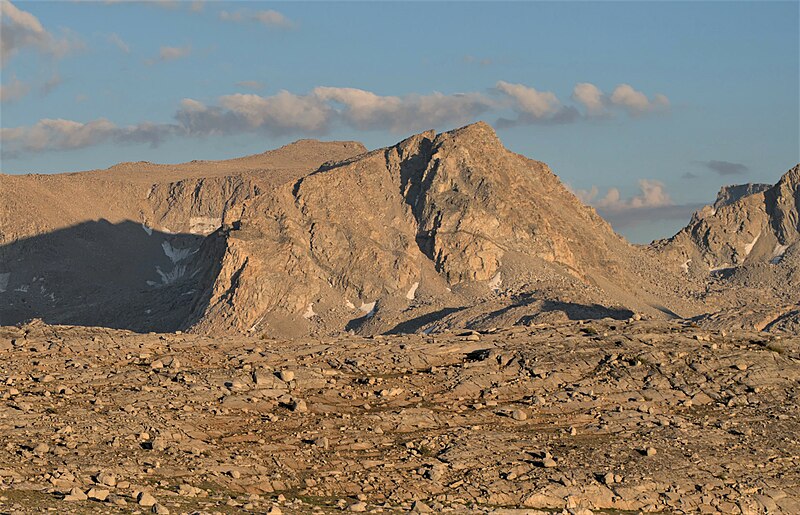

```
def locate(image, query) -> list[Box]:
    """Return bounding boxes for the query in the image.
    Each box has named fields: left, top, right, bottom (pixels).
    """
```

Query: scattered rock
left=63, top=487, right=87, bottom=502
left=86, top=488, right=109, bottom=501
left=137, top=492, right=157, bottom=507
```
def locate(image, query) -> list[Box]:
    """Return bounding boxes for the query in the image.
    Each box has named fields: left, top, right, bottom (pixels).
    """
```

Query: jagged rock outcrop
left=713, top=183, right=772, bottom=209
left=657, top=165, right=799, bottom=272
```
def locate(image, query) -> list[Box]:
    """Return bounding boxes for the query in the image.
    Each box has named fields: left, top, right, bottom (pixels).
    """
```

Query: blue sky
left=1, top=1, right=798, bottom=242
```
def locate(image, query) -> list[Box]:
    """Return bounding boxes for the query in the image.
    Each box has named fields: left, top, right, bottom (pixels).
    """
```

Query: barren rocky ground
left=1, top=319, right=798, bottom=514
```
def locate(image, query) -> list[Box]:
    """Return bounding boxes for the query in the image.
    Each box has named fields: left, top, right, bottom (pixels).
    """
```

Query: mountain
left=185, top=122, right=701, bottom=336
left=659, top=166, right=799, bottom=271
left=1, top=123, right=797, bottom=336
left=0, top=140, right=366, bottom=330
left=653, top=165, right=800, bottom=330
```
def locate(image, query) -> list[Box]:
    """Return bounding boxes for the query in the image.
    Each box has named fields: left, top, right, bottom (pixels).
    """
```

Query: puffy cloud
left=0, top=75, right=30, bottom=102
left=0, top=0, right=82, bottom=65
left=159, top=45, right=190, bottom=61
left=575, top=179, right=703, bottom=229
left=610, top=84, right=669, bottom=115
left=698, top=160, right=749, bottom=176
left=313, top=86, right=493, bottom=132
left=572, top=82, right=605, bottom=116
left=1, top=81, right=673, bottom=157
left=174, top=91, right=331, bottom=137
left=220, top=91, right=330, bottom=132
left=495, top=80, right=561, bottom=118
left=494, top=81, right=580, bottom=127
left=0, top=117, right=179, bottom=158
left=219, top=9, right=294, bottom=28
left=578, top=179, right=672, bottom=211
left=1, top=73, right=61, bottom=104
left=571, top=82, right=669, bottom=118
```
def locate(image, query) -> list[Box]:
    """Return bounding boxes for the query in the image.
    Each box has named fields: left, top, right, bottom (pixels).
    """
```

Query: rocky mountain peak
left=713, top=183, right=772, bottom=209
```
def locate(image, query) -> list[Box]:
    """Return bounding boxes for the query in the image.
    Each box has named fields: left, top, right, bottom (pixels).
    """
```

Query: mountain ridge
left=1, top=122, right=798, bottom=336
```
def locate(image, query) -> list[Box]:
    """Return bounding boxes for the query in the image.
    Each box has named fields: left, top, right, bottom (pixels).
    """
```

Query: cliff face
left=0, top=140, right=366, bottom=330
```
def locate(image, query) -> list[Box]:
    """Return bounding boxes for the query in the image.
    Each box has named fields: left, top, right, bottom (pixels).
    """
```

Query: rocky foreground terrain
left=1, top=319, right=798, bottom=514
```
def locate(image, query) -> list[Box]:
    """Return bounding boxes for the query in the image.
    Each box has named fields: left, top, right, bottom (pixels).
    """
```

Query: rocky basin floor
left=0, top=319, right=798, bottom=514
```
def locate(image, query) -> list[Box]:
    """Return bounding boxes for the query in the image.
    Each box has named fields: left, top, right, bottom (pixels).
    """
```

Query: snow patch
left=303, top=303, right=316, bottom=319
left=162, top=241, right=196, bottom=264
left=771, top=243, right=789, bottom=264
left=488, top=271, right=502, bottom=291
left=0, top=273, right=9, bottom=293
left=680, top=259, right=691, bottom=273
left=743, top=231, right=761, bottom=257
left=141, top=223, right=153, bottom=236
left=406, top=282, right=419, bottom=300
left=249, top=316, right=264, bottom=332
left=155, top=264, right=187, bottom=286
left=360, top=301, right=377, bottom=318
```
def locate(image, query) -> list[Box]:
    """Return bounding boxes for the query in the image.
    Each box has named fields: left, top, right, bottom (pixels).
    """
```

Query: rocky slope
left=653, top=165, right=800, bottom=330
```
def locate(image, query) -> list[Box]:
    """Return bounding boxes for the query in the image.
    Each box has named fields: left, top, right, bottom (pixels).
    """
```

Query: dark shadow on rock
left=0, top=219, right=224, bottom=332
left=384, top=307, right=465, bottom=335
left=516, top=300, right=634, bottom=325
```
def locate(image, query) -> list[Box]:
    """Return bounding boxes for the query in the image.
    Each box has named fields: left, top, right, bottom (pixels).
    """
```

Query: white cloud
left=493, top=80, right=580, bottom=126
left=575, top=179, right=702, bottom=229
left=0, top=75, right=30, bottom=102
left=577, top=179, right=672, bottom=211
left=174, top=91, right=331, bottom=137
left=1, top=81, right=672, bottom=157
left=0, top=117, right=179, bottom=157
left=572, top=82, right=605, bottom=116
left=108, top=33, right=130, bottom=53
left=495, top=80, right=561, bottom=119
left=219, top=9, right=294, bottom=28
left=0, top=0, right=82, bottom=65
left=313, top=86, right=493, bottom=132
left=159, top=45, right=190, bottom=61
left=610, top=84, right=669, bottom=115
left=221, top=91, right=330, bottom=132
